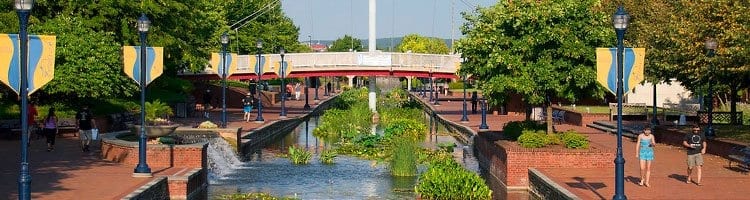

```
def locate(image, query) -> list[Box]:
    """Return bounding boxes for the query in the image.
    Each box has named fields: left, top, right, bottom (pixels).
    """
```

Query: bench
left=609, top=103, right=647, bottom=121
left=727, top=147, right=750, bottom=174
left=663, top=103, right=699, bottom=123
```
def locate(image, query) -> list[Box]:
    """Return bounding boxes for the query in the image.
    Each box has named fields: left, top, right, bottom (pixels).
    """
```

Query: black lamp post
left=429, top=69, right=434, bottom=102
left=460, top=66, right=469, bottom=122
left=651, top=83, right=658, bottom=129
left=704, top=38, right=718, bottom=139
left=314, top=77, right=320, bottom=102
left=479, top=97, right=489, bottom=131
left=613, top=6, right=630, bottom=200
left=133, top=13, right=153, bottom=177
left=433, top=78, right=440, bottom=105
left=15, top=0, right=33, bottom=198
left=304, top=77, right=311, bottom=110
left=255, top=39, right=264, bottom=123
left=279, top=47, right=287, bottom=118
left=220, top=32, right=229, bottom=128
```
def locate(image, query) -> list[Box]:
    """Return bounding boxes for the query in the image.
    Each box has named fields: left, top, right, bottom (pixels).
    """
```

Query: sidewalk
left=418, top=92, right=750, bottom=200
left=0, top=88, right=330, bottom=199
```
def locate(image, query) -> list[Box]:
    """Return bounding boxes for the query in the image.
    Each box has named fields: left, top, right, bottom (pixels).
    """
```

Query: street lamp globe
left=256, top=39, right=263, bottom=49
left=221, top=32, right=229, bottom=45
left=613, top=7, right=630, bottom=31
left=705, top=38, right=718, bottom=50
left=280, top=46, right=286, bottom=55
left=15, top=0, right=34, bottom=11
left=137, top=13, right=150, bottom=33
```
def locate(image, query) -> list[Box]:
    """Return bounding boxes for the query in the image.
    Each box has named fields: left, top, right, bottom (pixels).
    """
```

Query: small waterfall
left=207, top=137, right=243, bottom=181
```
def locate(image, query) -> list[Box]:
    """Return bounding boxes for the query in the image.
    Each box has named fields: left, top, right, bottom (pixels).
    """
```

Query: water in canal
left=207, top=114, right=528, bottom=199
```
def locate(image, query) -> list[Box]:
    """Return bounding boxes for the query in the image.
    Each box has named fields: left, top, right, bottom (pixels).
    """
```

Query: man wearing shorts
left=76, top=105, right=96, bottom=152
left=683, top=126, right=707, bottom=186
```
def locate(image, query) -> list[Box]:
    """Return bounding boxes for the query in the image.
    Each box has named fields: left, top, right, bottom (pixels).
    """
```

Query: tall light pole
left=303, top=77, right=311, bottom=110
left=612, top=6, right=630, bottom=200
left=479, top=97, right=489, bottom=131
left=704, top=38, right=718, bottom=139
left=279, top=47, right=287, bottom=118
left=255, top=39, right=264, bottom=123
left=460, top=58, right=469, bottom=122
left=15, top=0, right=34, bottom=198
left=133, top=13, right=152, bottom=178
left=651, top=83, right=658, bottom=129
left=314, top=77, right=320, bottom=102
left=220, top=32, right=229, bottom=128
left=429, top=68, right=434, bottom=102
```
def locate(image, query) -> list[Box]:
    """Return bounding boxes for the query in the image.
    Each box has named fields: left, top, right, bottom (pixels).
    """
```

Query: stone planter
left=129, top=124, right=179, bottom=138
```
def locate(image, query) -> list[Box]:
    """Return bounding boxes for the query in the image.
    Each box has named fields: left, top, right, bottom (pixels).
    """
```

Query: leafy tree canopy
left=456, top=0, right=612, bottom=106
left=396, top=34, right=450, bottom=54
left=328, top=35, right=362, bottom=52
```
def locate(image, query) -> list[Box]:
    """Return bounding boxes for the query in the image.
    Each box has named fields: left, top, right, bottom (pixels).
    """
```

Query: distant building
left=310, top=43, right=328, bottom=52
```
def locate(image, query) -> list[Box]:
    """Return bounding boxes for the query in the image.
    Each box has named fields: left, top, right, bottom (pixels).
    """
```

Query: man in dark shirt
left=683, top=126, right=707, bottom=186
left=202, top=89, right=212, bottom=118
left=75, top=105, right=96, bottom=152
left=471, top=91, right=479, bottom=114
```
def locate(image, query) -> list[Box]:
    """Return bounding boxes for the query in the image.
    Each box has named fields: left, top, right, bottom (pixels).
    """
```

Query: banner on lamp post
left=596, top=48, right=646, bottom=95
left=123, top=46, right=164, bottom=86
left=0, top=34, right=57, bottom=95
left=210, top=52, right=238, bottom=77
left=274, top=60, right=293, bottom=77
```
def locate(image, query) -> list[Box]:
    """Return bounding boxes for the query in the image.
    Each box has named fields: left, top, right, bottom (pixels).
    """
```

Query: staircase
left=586, top=120, right=643, bottom=139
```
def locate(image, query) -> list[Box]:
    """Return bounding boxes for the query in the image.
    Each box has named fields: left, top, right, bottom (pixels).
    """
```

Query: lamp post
left=133, top=13, right=153, bottom=177
left=460, top=74, right=469, bottom=123
left=15, top=0, right=33, bottom=198
left=324, top=77, right=329, bottom=96
left=479, top=97, right=489, bottom=131
left=304, top=77, right=311, bottom=110
left=704, top=38, right=717, bottom=139
left=220, top=32, right=229, bottom=128
left=429, top=69, right=434, bottom=102
left=255, top=39, right=265, bottom=123
left=420, top=78, right=426, bottom=98
left=314, top=77, right=320, bottom=102
left=279, top=47, right=287, bottom=118
left=651, top=83, right=658, bottom=129
left=433, top=77, right=440, bottom=105
left=612, top=6, right=630, bottom=200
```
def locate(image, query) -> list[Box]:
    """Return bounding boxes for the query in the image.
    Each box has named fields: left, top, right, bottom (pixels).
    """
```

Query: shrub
left=437, top=142, right=456, bottom=152
left=415, top=154, right=492, bottom=199
left=383, top=119, right=427, bottom=142
left=218, top=192, right=299, bottom=200
left=197, top=121, right=218, bottom=129
left=447, top=81, right=472, bottom=90
left=560, top=131, right=590, bottom=149
left=390, top=137, right=418, bottom=176
left=320, top=149, right=337, bottom=165
left=287, top=146, right=312, bottom=165
left=503, top=121, right=546, bottom=141
left=518, top=130, right=550, bottom=148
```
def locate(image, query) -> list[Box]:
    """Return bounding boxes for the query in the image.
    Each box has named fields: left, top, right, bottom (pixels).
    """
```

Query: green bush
left=502, top=121, right=546, bottom=141
left=518, top=130, right=550, bottom=148
left=287, top=146, right=312, bottom=165
left=560, top=131, right=590, bottom=149
left=400, top=78, right=423, bottom=89
left=415, top=154, right=492, bottom=199
left=447, top=81, right=472, bottom=90
left=319, top=149, right=337, bottom=165
left=437, top=142, right=456, bottom=152
left=379, top=107, right=423, bottom=127
left=218, top=192, right=300, bottom=200
left=383, top=119, right=427, bottom=142
left=390, top=137, right=418, bottom=176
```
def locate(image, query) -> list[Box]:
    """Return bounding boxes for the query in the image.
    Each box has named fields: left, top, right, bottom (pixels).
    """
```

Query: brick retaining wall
left=101, top=138, right=207, bottom=168
left=528, top=168, right=581, bottom=200
left=475, top=132, right=615, bottom=187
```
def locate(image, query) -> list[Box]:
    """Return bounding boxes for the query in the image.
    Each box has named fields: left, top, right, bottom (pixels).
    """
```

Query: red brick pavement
left=423, top=93, right=750, bottom=200
left=0, top=88, right=330, bottom=199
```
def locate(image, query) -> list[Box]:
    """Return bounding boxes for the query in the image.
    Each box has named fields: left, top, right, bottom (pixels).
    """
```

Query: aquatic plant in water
left=287, top=146, right=312, bottom=165
left=319, top=149, right=337, bottom=165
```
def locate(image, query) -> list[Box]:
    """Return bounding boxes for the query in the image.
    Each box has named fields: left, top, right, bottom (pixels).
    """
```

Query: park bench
left=727, top=146, right=750, bottom=174
left=609, top=103, right=647, bottom=121
left=662, top=103, right=700, bottom=123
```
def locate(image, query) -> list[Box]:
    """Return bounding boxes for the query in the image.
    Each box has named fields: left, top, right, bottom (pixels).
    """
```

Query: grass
left=715, top=125, right=750, bottom=143
left=558, top=105, right=611, bottom=114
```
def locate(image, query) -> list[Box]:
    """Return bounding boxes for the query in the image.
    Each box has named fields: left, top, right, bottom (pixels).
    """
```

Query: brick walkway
left=419, top=92, right=750, bottom=200
left=0, top=88, right=330, bottom=199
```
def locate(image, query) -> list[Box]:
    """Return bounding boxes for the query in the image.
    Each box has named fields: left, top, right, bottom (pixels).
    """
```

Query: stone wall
left=528, top=168, right=581, bottom=200
left=167, top=168, right=208, bottom=200
left=475, top=132, right=615, bottom=187
left=654, top=127, right=747, bottom=159
left=121, top=177, right=170, bottom=200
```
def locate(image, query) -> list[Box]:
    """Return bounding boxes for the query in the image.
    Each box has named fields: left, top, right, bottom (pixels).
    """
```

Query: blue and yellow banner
left=596, top=48, right=645, bottom=95
left=251, top=55, right=268, bottom=75
left=123, top=46, right=164, bottom=86
left=210, top=52, right=238, bottom=77
left=0, top=34, right=56, bottom=95
left=274, top=60, right=293, bottom=77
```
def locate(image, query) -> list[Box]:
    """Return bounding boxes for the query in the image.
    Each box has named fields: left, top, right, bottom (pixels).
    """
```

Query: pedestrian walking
left=471, top=91, right=479, bottom=114
left=242, top=93, right=254, bottom=122
left=202, top=89, right=212, bottom=118
left=42, top=107, right=58, bottom=152
left=683, top=126, right=707, bottom=186
left=636, top=127, right=656, bottom=187
left=294, top=83, right=302, bottom=100
left=75, top=105, right=97, bottom=152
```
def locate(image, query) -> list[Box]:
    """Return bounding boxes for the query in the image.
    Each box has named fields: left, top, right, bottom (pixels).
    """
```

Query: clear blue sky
left=281, top=0, right=496, bottom=41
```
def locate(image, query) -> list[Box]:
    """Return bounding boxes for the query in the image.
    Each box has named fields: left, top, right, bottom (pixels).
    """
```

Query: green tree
left=396, top=34, right=449, bottom=54
left=328, top=35, right=362, bottom=52
left=227, top=0, right=307, bottom=54
left=457, top=0, right=612, bottom=133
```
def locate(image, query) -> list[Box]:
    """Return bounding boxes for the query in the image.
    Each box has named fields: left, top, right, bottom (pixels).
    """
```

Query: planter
left=129, top=124, right=180, bottom=138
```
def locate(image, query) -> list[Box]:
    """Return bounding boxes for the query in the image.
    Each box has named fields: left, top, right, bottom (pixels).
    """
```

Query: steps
left=587, top=120, right=641, bottom=139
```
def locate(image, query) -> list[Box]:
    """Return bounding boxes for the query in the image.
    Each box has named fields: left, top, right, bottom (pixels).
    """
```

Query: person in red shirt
left=28, top=102, right=38, bottom=134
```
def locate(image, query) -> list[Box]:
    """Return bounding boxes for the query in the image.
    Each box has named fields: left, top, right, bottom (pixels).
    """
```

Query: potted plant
left=130, top=100, right=179, bottom=138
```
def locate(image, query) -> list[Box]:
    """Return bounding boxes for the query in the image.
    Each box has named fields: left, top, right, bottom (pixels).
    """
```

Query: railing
left=697, top=111, right=744, bottom=125
left=191, top=52, right=460, bottom=75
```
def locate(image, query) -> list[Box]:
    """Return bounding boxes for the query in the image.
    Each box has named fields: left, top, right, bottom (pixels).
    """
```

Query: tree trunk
left=546, top=103, right=553, bottom=134
left=730, top=84, right=738, bottom=125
